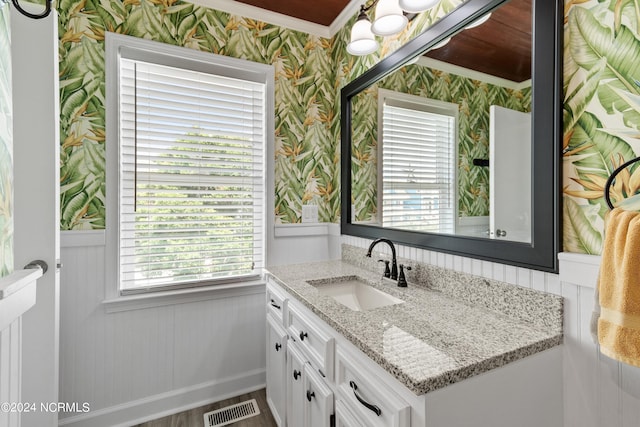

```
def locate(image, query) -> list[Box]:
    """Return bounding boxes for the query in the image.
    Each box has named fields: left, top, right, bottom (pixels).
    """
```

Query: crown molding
left=415, top=57, right=532, bottom=90
left=329, top=0, right=362, bottom=36
left=188, top=0, right=362, bottom=38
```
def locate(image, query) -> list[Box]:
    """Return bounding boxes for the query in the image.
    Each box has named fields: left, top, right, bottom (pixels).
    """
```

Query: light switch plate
left=302, top=205, right=318, bottom=223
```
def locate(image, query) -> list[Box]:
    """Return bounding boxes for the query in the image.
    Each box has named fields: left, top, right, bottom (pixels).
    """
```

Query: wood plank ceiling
left=425, top=0, right=532, bottom=82
left=234, top=0, right=532, bottom=83
left=234, top=0, right=352, bottom=26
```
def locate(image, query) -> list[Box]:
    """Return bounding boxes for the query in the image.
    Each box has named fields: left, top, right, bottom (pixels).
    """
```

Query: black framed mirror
left=341, top=0, right=561, bottom=272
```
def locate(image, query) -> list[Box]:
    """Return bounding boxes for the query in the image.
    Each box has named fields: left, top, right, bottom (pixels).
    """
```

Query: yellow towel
left=597, top=207, right=640, bottom=367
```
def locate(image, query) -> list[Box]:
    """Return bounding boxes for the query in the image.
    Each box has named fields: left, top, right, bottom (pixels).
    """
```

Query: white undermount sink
left=308, top=276, right=404, bottom=311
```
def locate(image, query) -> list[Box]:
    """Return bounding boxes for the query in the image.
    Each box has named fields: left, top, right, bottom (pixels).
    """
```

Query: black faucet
left=366, top=238, right=398, bottom=280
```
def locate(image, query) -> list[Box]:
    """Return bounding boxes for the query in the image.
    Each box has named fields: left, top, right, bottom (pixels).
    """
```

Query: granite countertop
left=266, top=246, right=563, bottom=395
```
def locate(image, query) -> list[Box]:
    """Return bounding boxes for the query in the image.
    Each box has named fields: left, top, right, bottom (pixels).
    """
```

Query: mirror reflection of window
left=379, top=89, right=458, bottom=234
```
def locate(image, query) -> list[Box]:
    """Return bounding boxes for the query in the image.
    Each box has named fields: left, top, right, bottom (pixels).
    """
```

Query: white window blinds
left=381, top=99, right=456, bottom=233
left=118, top=57, right=265, bottom=292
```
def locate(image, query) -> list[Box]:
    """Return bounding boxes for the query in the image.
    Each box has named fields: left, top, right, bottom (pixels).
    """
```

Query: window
left=378, top=89, right=457, bottom=233
left=106, top=34, right=273, bottom=294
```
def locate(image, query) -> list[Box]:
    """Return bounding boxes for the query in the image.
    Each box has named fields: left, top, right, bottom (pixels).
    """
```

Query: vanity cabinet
left=266, top=273, right=563, bottom=427
left=266, top=280, right=408, bottom=427
left=267, top=282, right=334, bottom=427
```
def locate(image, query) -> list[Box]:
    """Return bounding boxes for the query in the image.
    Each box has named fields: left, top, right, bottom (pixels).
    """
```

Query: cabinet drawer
left=267, top=283, right=287, bottom=324
left=287, top=303, right=335, bottom=380
left=335, top=400, right=364, bottom=427
left=336, top=347, right=410, bottom=427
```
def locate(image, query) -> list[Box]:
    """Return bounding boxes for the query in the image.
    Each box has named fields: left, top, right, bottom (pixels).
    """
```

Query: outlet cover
left=302, top=205, right=318, bottom=223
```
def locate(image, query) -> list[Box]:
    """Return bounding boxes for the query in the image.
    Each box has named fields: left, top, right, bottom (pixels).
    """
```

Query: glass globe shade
left=347, top=17, right=379, bottom=55
left=398, top=0, right=440, bottom=13
left=371, top=0, right=408, bottom=36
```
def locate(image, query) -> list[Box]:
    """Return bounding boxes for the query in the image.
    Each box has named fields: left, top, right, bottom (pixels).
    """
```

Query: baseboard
left=58, top=369, right=266, bottom=427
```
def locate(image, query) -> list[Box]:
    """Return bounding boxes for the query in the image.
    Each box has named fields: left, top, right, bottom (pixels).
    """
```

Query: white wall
left=559, top=253, right=640, bottom=427
left=0, top=320, right=21, bottom=427
left=58, top=232, right=265, bottom=427
left=57, top=226, right=340, bottom=427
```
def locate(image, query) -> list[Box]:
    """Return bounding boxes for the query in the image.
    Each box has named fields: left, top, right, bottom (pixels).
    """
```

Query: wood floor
left=133, top=389, right=277, bottom=427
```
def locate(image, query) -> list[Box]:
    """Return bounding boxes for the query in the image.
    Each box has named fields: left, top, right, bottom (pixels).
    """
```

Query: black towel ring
left=604, top=156, right=640, bottom=210
left=2, top=0, right=52, bottom=19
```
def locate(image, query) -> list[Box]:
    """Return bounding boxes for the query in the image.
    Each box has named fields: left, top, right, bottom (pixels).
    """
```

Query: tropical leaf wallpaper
left=563, top=0, right=640, bottom=255
left=56, top=0, right=465, bottom=230
left=57, top=0, right=338, bottom=229
left=349, top=64, right=531, bottom=222
left=53, top=0, right=639, bottom=255
left=0, top=5, right=13, bottom=277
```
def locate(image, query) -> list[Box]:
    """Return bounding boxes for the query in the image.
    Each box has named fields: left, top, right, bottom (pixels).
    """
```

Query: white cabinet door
left=304, top=364, right=334, bottom=427
left=287, top=342, right=306, bottom=427
left=267, top=315, right=288, bottom=427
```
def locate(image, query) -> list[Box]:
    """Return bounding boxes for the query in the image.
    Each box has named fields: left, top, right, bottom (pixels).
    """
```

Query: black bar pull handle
left=299, top=331, right=308, bottom=341
left=270, top=299, right=281, bottom=310
left=275, top=342, right=281, bottom=351
left=306, top=390, right=315, bottom=402
left=349, top=381, right=381, bottom=416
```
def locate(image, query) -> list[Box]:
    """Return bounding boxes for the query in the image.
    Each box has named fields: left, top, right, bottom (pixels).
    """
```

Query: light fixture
left=398, top=0, right=439, bottom=13
left=371, top=0, right=408, bottom=36
left=464, top=12, right=492, bottom=29
left=347, top=7, right=379, bottom=56
left=347, top=0, right=442, bottom=56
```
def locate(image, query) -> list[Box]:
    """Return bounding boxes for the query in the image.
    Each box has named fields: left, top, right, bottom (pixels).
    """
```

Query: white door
left=489, top=105, right=531, bottom=243
left=11, top=6, right=60, bottom=427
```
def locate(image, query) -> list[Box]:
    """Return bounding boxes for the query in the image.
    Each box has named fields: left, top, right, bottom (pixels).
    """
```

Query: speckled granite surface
left=266, top=245, right=563, bottom=395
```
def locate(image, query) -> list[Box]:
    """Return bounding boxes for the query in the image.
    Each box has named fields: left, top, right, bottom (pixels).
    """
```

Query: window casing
left=106, top=34, right=273, bottom=295
left=378, top=89, right=458, bottom=234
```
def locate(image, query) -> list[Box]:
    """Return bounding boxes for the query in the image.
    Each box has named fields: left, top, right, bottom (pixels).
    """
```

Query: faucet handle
left=377, top=259, right=391, bottom=278
left=397, top=264, right=412, bottom=287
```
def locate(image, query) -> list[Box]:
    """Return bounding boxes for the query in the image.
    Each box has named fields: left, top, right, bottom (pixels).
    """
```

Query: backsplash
left=0, top=5, right=13, bottom=277
left=341, top=244, right=563, bottom=333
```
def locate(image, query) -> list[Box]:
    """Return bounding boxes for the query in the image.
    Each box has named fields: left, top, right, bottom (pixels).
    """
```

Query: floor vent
left=204, top=398, right=260, bottom=427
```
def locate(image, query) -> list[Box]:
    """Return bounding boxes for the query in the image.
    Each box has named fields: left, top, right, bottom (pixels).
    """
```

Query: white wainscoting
left=58, top=231, right=268, bottom=427
left=0, top=320, right=21, bottom=427
left=0, top=268, right=41, bottom=427
left=342, top=236, right=640, bottom=427
left=58, top=226, right=341, bottom=427
left=268, top=223, right=341, bottom=266
left=559, top=253, right=640, bottom=427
